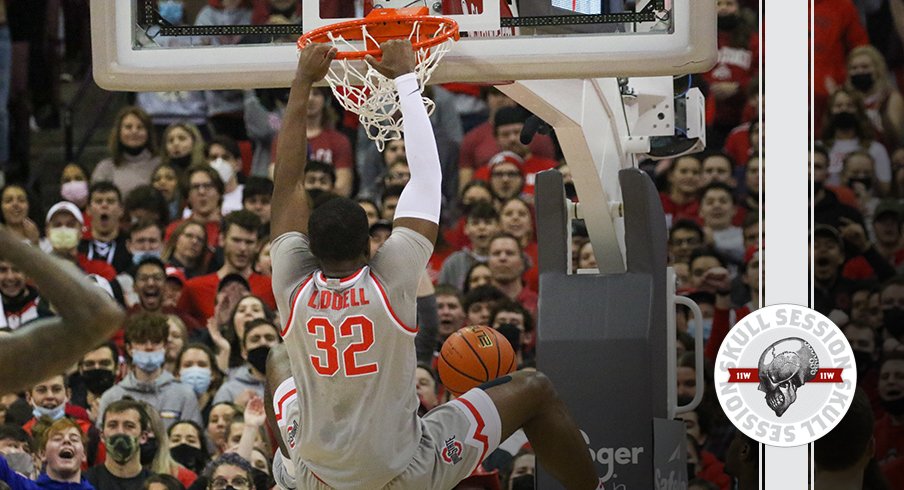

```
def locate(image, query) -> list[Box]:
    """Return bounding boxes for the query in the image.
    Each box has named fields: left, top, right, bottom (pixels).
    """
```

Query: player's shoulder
left=271, top=231, right=310, bottom=248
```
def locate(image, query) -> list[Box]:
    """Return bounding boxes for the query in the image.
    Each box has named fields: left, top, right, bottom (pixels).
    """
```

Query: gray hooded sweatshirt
left=97, top=370, right=202, bottom=430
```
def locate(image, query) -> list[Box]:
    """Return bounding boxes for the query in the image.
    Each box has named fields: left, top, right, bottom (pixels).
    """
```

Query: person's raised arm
left=270, top=43, right=338, bottom=238
left=0, top=226, right=125, bottom=392
left=365, top=41, right=441, bottom=243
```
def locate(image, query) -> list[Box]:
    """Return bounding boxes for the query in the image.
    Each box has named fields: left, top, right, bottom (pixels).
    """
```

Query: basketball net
left=302, top=20, right=456, bottom=151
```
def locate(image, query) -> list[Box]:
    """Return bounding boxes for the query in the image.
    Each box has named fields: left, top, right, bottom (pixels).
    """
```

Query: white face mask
left=48, top=227, right=80, bottom=250
left=210, top=158, right=235, bottom=184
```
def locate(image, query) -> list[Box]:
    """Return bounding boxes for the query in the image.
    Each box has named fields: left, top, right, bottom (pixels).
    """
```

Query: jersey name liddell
left=306, top=288, right=370, bottom=311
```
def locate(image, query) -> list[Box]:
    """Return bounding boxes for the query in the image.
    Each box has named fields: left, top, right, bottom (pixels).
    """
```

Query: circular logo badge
left=713, top=304, right=857, bottom=447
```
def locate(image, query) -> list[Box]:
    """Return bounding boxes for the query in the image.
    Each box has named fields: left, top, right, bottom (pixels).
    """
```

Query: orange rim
left=297, top=11, right=459, bottom=61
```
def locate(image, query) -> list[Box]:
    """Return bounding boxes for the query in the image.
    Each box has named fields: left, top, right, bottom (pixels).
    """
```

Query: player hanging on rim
left=269, top=40, right=598, bottom=489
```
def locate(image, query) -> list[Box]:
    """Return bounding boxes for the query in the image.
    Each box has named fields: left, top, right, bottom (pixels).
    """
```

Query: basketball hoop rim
left=296, top=14, right=460, bottom=61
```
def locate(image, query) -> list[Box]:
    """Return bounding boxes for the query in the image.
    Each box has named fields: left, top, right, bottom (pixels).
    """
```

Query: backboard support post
left=499, top=78, right=634, bottom=274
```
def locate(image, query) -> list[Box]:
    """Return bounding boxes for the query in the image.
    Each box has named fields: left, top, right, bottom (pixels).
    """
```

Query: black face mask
left=306, top=188, right=325, bottom=202
left=813, top=181, right=823, bottom=195
left=246, top=346, right=271, bottom=375
left=853, top=350, right=874, bottom=376
left=251, top=467, right=273, bottom=490
left=139, top=437, right=158, bottom=466
left=882, top=307, right=904, bottom=338
left=717, top=14, right=739, bottom=30
left=881, top=395, right=904, bottom=416
left=847, top=176, right=873, bottom=191
left=170, top=444, right=208, bottom=474
left=169, top=154, right=192, bottom=168
left=510, top=474, right=535, bottom=490
left=495, top=323, right=522, bottom=354
left=851, top=73, right=875, bottom=92
left=678, top=394, right=694, bottom=406
left=81, top=369, right=116, bottom=395
left=832, top=112, right=859, bottom=131
left=119, top=142, right=146, bottom=156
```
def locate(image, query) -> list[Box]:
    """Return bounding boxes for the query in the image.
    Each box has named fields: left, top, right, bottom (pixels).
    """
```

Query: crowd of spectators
left=0, top=0, right=897, bottom=489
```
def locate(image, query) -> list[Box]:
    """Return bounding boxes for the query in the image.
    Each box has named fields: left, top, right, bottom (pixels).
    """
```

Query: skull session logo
left=714, top=304, right=856, bottom=447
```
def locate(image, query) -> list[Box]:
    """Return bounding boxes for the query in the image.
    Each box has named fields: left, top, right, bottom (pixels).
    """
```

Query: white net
left=303, top=21, right=455, bottom=151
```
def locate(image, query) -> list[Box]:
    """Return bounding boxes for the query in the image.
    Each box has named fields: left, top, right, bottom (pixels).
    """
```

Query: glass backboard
left=91, top=0, right=715, bottom=91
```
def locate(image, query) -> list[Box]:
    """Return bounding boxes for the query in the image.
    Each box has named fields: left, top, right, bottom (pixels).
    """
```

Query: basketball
left=437, top=326, right=517, bottom=396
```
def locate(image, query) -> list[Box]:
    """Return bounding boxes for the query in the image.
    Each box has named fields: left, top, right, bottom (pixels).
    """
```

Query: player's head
left=308, top=197, right=370, bottom=263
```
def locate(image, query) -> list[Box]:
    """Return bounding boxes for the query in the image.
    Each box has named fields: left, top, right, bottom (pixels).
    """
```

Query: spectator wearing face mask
left=301, top=160, right=336, bottom=205
left=499, top=447, right=535, bottom=490
left=207, top=136, right=245, bottom=215
left=41, top=202, right=117, bottom=282
left=812, top=0, right=869, bottom=135
left=0, top=418, right=96, bottom=489
left=117, top=221, right=168, bottom=308
left=840, top=151, right=881, bottom=225
left=213, top=319, right=281, bottom=406
left=96, top=313, right=202, bottom=431
left=489, top=299, right=535, bottom=367
left=59, top=163, right=90, bottom=212
left=21, top=374, right=101, bottom=469
left=69, top=343, right=121, bottom=422
left=820, top=88, right=892, bottom=196
left=87, top=400, right=153, bottom=489
left=844, top=45, right=904, bottom=149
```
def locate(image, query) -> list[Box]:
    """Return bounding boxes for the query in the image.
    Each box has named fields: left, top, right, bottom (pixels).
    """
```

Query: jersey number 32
left=306, top=315, right=379, bottom=377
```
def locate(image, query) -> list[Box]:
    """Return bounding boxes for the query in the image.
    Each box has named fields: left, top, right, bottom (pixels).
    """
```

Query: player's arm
left=265, top=344, right=293, bottom=459
left=271, top=43, right=338, bottom=238
left=365, top=41, right=441, bottom=244
left=0, top=226, right=125, bottom=392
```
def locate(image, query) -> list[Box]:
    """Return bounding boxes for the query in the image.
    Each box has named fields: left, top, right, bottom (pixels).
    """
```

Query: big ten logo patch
left=441, top=436, right=463, bottom=465
left=714, top=304, right=856, bottom=447
left=476, top=329, right=493, bottom=348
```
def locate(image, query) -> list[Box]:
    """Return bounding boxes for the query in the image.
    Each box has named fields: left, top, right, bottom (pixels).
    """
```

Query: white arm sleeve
left=393, top=73, right=442, bottom=224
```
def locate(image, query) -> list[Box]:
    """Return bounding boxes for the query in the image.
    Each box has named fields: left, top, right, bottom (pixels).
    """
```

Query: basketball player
left=269, top=41, right=597, bottom=488
left=0, top=225, right=125, bottom=392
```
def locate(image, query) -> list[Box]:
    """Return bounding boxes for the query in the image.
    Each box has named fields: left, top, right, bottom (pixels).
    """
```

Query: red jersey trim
left=315, top=267, right=368, bottom=289
left=282, top=275, right=315, bottom=337
left=274, top=387, right=298, bottom=423
left=457, top=397, right=490, bottom=471
left=369, top=273, right=418, bottom=334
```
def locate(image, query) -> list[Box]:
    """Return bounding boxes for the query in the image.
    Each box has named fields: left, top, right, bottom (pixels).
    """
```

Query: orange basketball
left=437, top=325, right=516, bottom=396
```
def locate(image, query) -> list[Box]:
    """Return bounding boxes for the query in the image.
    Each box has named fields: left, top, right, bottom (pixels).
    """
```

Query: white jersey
left=270, top=228, right=434, bottom=489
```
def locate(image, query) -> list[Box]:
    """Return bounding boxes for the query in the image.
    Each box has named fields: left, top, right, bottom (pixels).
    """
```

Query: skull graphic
left=757, top=338, right=819, bottom=417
